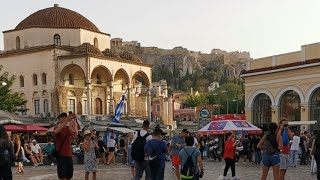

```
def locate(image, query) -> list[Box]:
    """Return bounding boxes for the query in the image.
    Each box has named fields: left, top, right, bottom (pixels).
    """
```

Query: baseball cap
left=84, top=130, right=91, bottom=135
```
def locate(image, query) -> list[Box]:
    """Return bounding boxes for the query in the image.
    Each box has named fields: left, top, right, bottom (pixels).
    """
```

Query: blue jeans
left=262, top=153, right=280, bottom=167
left=255, top=151, right=262, bottom=164
left=289, top=150, right=299, bottom=167
left=150, top=166, right=164, bottom=180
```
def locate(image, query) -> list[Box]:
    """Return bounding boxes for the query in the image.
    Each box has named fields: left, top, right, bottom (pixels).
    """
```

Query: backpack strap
left=184, top=147, right=196, bottom=157
left=137, top=130, right=141, bottom=137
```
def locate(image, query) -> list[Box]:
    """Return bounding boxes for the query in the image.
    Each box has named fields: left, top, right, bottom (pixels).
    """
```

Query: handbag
left=52, top=131, right=68, bottom=158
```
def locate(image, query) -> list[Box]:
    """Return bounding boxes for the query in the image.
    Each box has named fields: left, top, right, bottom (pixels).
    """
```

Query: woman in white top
left=107, top=135, right=117, bottom=165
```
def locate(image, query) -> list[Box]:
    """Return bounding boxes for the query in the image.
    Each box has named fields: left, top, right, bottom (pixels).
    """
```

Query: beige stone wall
left=275, top=51, right=300, bottom=66
left=80, top=29, right=110, bottom=51
left=305, top=43, right=320, bottom=60
left=250, top=57, right=272, bottom=69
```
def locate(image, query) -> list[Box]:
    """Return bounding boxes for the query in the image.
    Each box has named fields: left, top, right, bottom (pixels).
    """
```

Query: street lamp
left=221, top=90, right=229, bottom=114
left=232, top=99, right=238, bottom=114
left=212, top=93, right=220, bottom=115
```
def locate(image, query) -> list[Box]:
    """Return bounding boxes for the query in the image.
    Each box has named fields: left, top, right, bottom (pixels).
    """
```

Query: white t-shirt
left=131, top=130, right=152, bottom=144
left=107, top=139, right=116, bottom=148
left=193, top=137, right=198, bottom=148
left=291, top=135, right=300, bottom=151
left=31, top=144, right=41, bottom=154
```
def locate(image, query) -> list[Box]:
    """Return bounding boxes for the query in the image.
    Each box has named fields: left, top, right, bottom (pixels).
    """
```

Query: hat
left=92, top=128, right=96, bottom=131
left=182, top=129, right=190, bottom=134
left=32, top=140, right=37, bottom=142
left=84, top=130, right=91, bottom=136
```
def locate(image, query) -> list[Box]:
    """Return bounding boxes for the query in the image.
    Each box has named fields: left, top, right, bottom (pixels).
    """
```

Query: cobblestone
left=12, top=160, right=316, bottom=180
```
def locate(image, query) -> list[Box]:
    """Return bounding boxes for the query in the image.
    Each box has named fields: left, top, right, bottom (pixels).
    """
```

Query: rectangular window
left=156, top=104, right=160, bottom=112
left=67, top=99, right=75, bottom=113
left=69, top=74, right=74, bottom=85
left=21, top=105, right=27, bottom=115
left=34, top=100, right=40, bottom=114
left=43, top=99, right=49, bottom=113
left=83, top=100, right=88, bottom=114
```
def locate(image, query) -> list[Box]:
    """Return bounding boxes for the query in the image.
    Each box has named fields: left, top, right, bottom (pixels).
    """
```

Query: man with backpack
left=131, top=120, right=152, bottom=180
left=278, top=117, right=293, bottom=180
left=171, top=129, right=189, bottom=180
left=179, top=135, right=204, bottom=180
left=144, top=128, right=168, bottom=180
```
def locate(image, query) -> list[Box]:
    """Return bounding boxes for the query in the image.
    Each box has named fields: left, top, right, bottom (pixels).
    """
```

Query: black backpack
left=131, top=131, right=149, bottom=161
left=181, top=148, right=196, bottom=179
left=147, top=141, right=161, bottom=168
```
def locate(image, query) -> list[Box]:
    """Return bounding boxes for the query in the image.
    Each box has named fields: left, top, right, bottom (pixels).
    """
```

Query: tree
left=185, top=94, right=208, bottom=108
left=195, top=79, right=209, bottom=93
left=182, top=80, right=193, bottom=92
left=0, top=65, right=27, bottom=112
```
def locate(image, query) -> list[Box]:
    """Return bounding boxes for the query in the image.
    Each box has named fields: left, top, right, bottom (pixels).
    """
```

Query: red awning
left=22, top=125, right=48, bottom=131
left=4, top=125, right=24, bottom=131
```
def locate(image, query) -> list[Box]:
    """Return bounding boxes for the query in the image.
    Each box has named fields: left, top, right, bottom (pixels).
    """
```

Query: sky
left=1, top=0, right=320, bottom=58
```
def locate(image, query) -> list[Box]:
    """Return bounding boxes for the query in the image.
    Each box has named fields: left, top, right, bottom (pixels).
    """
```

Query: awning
left=22, top=125, right=48, bottom=131
left=289, top=121, right=317, bottom=125
left=107, top=127, right=135, bottom=134
left=4, top=125, right=24, bottom=131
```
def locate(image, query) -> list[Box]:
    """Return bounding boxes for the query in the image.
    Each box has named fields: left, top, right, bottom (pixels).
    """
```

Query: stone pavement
left=13, top=160, right=316, bottom=180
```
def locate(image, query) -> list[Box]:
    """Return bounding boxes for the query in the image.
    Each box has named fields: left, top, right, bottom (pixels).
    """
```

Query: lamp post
left=232, top=99, right=238, bottom=114
left=212, top=93, right=219, bottom=115
left=221, top=90, right=228, bottom=114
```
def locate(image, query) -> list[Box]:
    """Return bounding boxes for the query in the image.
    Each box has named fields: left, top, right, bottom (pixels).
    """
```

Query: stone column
left=126, top=83, right=130, bottom=117
left=109, top=81, right=114, bottom=115
left=271, top=105, right=279, bottom=123
left=86, top=79, right=92, bottom=115
left=300, top=103, right=310, bottom=133
left=147, top=88, right=152, bottom=121
left=245, top=107, right=252, bottom=123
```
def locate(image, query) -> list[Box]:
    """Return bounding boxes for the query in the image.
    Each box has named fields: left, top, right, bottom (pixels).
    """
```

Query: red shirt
left=54, top=126, right=72, bottom=157
left=223, top=139, right=235, bottom=159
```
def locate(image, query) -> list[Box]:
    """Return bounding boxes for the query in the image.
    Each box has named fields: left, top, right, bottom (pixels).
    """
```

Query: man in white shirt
left=289, top=132, right=300, bottom=167
left=193, top=136, right=199, bottom=148
left=31, top=140, right=43, bottom=165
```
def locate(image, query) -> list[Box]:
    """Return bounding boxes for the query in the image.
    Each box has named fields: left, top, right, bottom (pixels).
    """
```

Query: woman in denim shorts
left=257, top=122, right=283, bottom=180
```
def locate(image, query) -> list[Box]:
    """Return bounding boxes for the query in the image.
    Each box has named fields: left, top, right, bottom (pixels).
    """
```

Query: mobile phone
left=68, top=111, right=73, bottom=115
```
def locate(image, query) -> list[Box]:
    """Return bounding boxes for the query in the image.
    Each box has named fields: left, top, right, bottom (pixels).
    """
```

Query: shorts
left=109, top=147, right=115, bottom=152
left=280, top=154, right=290, bottom=170
left=262, top=153, right=280, bottom=167
left=57, top=156, right=73, bottom=179
left=99, top=148, right=105, bottom=154
left=172, top=155, right=180, bottom=167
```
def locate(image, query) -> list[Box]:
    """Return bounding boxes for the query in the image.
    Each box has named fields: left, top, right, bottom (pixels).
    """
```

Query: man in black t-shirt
left=241, top=135, right=250, bottom=164
left=119, top=135, right=126, bottom=164
left=97, top=136, right=107, bottom=165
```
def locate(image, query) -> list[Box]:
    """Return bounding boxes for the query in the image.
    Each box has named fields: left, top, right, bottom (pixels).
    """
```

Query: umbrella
left=198, top=115, right=263, bottom=135
left=4, top=125, right=24, bottom=131
left=22, top=125, right=48, bottom=131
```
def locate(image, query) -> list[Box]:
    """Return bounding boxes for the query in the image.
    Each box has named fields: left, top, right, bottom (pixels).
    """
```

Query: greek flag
left=114, top=94, right=125, bottom=123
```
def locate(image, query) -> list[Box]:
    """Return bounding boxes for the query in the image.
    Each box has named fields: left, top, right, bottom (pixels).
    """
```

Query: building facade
left=0, top=4, right=152, bottom=118
left=241, top=42, right=320, bottom=131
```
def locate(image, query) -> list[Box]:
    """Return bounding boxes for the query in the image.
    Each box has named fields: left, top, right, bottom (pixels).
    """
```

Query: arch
left=247, top=90, right=275, bottom=108
left=42, top=73, right=47, bottom=85
left=19, top=75, right=24, bottom=87
left=279, top=90, right=301, bottom=121
left=54, top=34, right=61, bottom=45
left=42, top=90, right=48, bottom=96
left=310, top=87, right=320, bottom=121
left=305, top=84, right=320, bottom=104
left=16, top=36, right=20, bottom=49
left=90, top=65, right=113, bottom=85
left=95, top=98, right=102, bottom=114
left=275, top=86, right=305, bottom=106
left=33, top=74, right=38, bottom=86
left=33, top=92, right=39, bottom=97
left=60, top=64, right=86, bottom=87
left=132, top=70, right=151, bottom=87
left=94, top=37, right=98, bottom=48
left=67, top=90, right=76, bottom=97
left=252, top=93, right=272, bottom=131
left=114, top=68, right=130, bottom=91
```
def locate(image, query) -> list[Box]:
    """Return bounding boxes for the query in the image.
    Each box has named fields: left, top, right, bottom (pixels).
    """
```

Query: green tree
left=0, top=65, right=27, bottom=112
left=195, top=79, right=209, bottom=93
left=184, top=94, right=208, bottom=108
left=182, top=80, right=193, bottom=92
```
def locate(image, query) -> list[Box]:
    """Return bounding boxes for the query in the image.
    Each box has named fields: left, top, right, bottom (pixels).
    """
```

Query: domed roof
left=15, top=4, right=100, bottom=32
left=73, top=43, right=103, bottom=56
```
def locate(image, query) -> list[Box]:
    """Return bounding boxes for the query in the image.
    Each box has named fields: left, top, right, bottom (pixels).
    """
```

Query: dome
left=15, top=4, right=100, bottom=33
left=73, top=43, right=103, bottom=56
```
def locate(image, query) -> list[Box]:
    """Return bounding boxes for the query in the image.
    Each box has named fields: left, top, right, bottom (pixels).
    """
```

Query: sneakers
left=233, top=176, right=240, bottom=180
left=223, top=176, right=229, bottom=180
left=51, top=163, right=54, bottom=166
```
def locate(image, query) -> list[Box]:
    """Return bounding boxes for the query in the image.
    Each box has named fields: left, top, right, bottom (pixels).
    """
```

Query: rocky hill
left=111, top=40, right=251, bottom=92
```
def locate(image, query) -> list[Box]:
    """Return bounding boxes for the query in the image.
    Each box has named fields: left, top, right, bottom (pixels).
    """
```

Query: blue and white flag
left=114, top=94, right=125, bottom=123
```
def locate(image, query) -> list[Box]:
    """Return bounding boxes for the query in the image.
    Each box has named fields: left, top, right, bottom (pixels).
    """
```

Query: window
left=33, top=74, right=38, bottom=86
left=156, top=104, right=160, bottom=112
left=34, top=99, right=40, bottom=114
left=42, top=73, right=47, bottom=85
left=311, top=88, right=320, bottom=121
left=54, top=34, right=61, bottom=45
left=94, top=38, right=98, bottom=48
left=16, top=36, right=20, bottom=49
left=252, top=93, right=271, bottom=131
left=67, top=99, right=76, bottom=113
left=43, top=99, right=49, bottom=113
left=280, top=90, right=301, bottom=121
left=97, top=74, right=101, bottom=84
left=19, top=75, right=24, bottom=87
left=68, top=74, right=74, bottom=85
left=21, top=105, right=27, bottom=116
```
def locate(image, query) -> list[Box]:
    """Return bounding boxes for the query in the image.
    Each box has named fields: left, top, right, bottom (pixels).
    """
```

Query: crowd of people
left=1, top=114, right=320, bottom=180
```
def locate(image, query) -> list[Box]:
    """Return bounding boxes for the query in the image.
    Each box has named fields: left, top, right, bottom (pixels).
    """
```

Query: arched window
left=252, top=94, right=271, bottom=131
left=43, top=99, right=49, bottom=113
left=68, top=74, right=74, bottom=85
left=54, top=34, right=61, bottom=45
left=280, top=90, right=301, bottom=121
left=19, top=75, right=24, bottom=87
left=94, top=37, right=98, bottom=48
left=96, top=74, right=102, bottom=84
left=33, top=74, right=38, bottom=86
left=16, top=36, right=20, bottom=49
left=42, top=73, right=47, bottom=85
left=311, top=88, right=320, bottom=121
